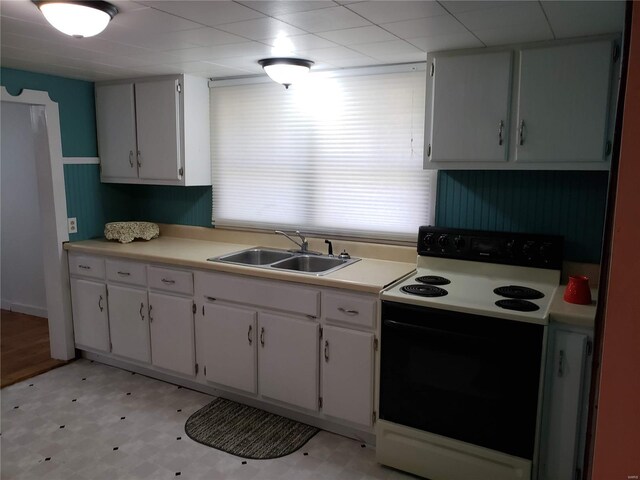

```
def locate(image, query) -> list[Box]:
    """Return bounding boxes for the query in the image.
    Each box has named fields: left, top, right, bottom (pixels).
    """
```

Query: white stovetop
left=381, top=257, right=561, bottom=325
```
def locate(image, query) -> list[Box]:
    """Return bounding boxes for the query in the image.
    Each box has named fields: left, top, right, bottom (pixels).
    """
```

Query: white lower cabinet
left=258, top=312, right=320, bottom=411
left=199, top=303, right=257, bottom=394
left=70, top=278, right=110, bottom=352
left=539, top=327, right=593, bottom=480
left=321, top=325, right=374, bottom=426
left=107, top=284, right=151, bottom=363
left=148, top=292, right=195, bottom=376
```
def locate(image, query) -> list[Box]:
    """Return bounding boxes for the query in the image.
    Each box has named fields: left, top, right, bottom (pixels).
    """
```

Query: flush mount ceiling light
left=258, top=58, right=314, bottom=89
left=34, top=1, right=118, bottom=38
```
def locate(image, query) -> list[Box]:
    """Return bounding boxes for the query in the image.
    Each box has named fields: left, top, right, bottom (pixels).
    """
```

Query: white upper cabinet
left=424, top=37, right=618, bottom=170
left=515, top=40, right=613, bottom=164
left=135, top=79, right=181, bottom=182
left=95, top=84, right=138, bottom=180
left=427, top=51, right=512, bottom=163
left=96, top=74, right=211, bottom=186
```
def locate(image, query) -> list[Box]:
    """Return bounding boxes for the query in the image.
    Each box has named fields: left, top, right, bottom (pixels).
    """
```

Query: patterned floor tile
left=1, top=359, right=418, bottom=480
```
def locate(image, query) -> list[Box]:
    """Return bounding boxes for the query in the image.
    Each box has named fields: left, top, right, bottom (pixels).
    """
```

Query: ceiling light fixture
left=258, top=58, right=314, bottom=89
left=34, top=1, right=118, bottom=38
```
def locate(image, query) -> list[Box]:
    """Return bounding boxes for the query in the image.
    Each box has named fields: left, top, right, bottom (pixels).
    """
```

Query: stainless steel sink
left=208, top=247, right=360, bottom=275
left=213, top=248, right=294, bottom=265
left=270, top=255, right=348, bottom=273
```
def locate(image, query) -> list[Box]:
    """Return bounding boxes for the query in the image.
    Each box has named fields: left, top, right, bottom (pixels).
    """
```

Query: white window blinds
left=210, top=64, right=436, bottom=241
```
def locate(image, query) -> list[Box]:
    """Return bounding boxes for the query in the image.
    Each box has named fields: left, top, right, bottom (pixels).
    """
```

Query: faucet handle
left=324, top=240, right=333, bottom=256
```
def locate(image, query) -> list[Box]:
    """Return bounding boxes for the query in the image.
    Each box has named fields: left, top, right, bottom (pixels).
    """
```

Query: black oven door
left=380, top=301, right=544, bottom=460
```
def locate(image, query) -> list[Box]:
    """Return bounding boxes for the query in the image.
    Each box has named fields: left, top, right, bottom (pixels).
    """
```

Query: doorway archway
left=1, top=87, right=74, bottom=360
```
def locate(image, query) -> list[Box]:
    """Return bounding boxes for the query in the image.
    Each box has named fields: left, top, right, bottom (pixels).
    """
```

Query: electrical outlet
left=68, top=217, right=78, bottom=234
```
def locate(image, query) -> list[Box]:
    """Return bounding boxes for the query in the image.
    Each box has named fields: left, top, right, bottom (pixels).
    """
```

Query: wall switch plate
left=68, top=217, right=78, bottom=234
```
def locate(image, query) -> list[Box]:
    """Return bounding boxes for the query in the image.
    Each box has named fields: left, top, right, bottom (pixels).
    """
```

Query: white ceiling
left=0, top=0, right=626, bottom=82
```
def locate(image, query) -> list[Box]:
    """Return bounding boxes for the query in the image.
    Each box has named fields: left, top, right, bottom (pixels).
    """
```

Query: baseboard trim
left=1, top=301, right=48, bottom=318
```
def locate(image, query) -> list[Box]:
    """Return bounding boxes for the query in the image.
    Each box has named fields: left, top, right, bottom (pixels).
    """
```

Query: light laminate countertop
left=549, top=285, right=598, bottom=329
left=64, top=236, right=416, bottom=294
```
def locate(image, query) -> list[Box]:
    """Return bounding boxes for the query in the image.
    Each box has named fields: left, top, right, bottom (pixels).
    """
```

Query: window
left=210, top=64, right=436, bottom=242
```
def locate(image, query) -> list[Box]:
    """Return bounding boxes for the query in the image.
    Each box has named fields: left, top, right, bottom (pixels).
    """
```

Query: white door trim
left=1, top=87, right=75, bottom=360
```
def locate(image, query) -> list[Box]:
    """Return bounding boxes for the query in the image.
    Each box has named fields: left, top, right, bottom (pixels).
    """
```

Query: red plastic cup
left=563, top=275, right=592, bottom=305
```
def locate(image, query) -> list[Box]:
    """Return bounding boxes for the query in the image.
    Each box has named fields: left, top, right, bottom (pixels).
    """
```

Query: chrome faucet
left=275, top=230, right=322, bottom=255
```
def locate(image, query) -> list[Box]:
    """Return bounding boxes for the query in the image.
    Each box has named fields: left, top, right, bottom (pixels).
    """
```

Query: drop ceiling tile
left=473, top=22, right=553, bottom=46
left=216, top=17, right=306, bottom=40
left=440, top=1, right=527, bottom=15
left=107, top=1, right=150, bottom=13
left=346, top=1, right=448, bottom=25
left=166, top=42, right=272, bottom=62
left=349, top=39, right=423, bottom=58
left=316, top=26, right=398, bottom=46
left=321, top=55, right=377, bottom=68
left=0, top=16, right=67, bottom=42
left=169, top=28, right=248, bottom=48
left=160, top=60, right=250, bottom=76
left=276, top=6, right=371, bottom=33
left=296, top=45, right=369, bottom=63
left=262, top=34, right=338, bottom=53
left=208, top=56, right=266, bottom=73
left=540, top=0, right=625, bottom=38
left=0, top=0, right=48, bottom=25
left=382, top=14, right=467, bottom=39
left=238, top=1, right=336, bottom=17
left=138, top=1, right=264, bottom=27
left=101, top=26, right=246, bottom=51
left=109, top=7, right=205, bottom=33
left=407, top=31, right=484, bottom=52
left=453, top=2, right=547, bottom=32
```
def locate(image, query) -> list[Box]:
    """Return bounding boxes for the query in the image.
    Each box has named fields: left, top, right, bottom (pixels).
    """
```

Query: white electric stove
left=377, top=226, right=564, bottom=480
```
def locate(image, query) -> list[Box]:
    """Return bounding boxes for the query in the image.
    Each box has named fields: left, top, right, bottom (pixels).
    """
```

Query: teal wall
left=1, top=67, right=97, bottom=157
left=435, top=170, right=609, bottom=263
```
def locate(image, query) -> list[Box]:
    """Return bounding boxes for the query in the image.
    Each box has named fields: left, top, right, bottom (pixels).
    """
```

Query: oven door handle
left=383, top=319, right=486, bottom=342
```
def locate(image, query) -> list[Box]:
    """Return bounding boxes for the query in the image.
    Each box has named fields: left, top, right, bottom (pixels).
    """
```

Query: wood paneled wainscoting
left=1, top=310, right=68, bottom=388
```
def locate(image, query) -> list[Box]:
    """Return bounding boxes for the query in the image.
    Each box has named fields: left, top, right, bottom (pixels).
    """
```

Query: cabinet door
left=540, top=331, right=589, bottom=480
left=321, top=326, right=374, bottom=426
left=107, top=285, right=150, bottom=363
left=427, top=51, right=512, bottom=163
left=258, top=313, right=319, bottom=411
left=516, top=41, right=613, bottom=163
left=70, top=278, right=110, bottom=352
left=95, top=83, right=138, bottom=180
left=135, top=79, right=181, bottom=182
left=148, top=293, right=195, bottom=376
left=200, top=303, right=257, bottom=394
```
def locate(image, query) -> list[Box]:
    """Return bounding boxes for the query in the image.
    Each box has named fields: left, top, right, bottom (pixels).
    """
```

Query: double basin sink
left=208, top=247, right=360, bottom=276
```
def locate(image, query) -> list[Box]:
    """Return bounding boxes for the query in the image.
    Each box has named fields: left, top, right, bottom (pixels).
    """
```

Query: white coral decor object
left=104, top=222, right=160, bottom=244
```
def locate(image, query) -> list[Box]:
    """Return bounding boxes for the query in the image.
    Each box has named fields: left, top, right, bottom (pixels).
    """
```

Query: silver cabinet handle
left=129, top=150, right=134, bottom=168
left=139, top=302, right=145, bottom=321
left=79, top=265, right=91, bottom=270
left=248, top=325, right=253, bottom=345
left=558, top=350, right=565, bottom=377
left=324, top=340, right=329, bottom=362
left=117, top=271, right=130, bottom=276
left=338, top=307, right=359, bottom=316
left=260, top=327, right=265, bottom=347
left=498, top=120, right=504, bottom=146
left=137, top=150, right=142, bottom=168
left=149, top=304, right=153, bottom=323
left=205, top=296, right=216, bottom=302
left=519, top=120, right=525, bottom=146
left=161, top=278, right=175, bottom=285
left=98, top=295, right=104, bottom=312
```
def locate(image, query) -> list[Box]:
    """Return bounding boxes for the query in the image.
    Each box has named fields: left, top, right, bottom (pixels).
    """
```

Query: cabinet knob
left=149, top=304, right=153, bottom=322
left=498, top=120, right=504, bottom=146
left=137, top=150, right=142, bottom=168
left=98, top=295, right=104, bottom=312
left=139, top=302, right=145, bottom=321
left=260, top=327, right=265, bottom=347
left=248, top=324, right=253, bottom=345
left=324, top=340, right=329, bottom=362
left=129, top=150, right=134, bottom=168
left=338, top=307, right=359, bottom=316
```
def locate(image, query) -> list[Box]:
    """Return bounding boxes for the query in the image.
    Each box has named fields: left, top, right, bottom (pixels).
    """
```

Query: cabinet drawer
left=69, top=254, right=105, bottom=279
left=195, top=271, right=320, bottom=318
left=148, top=266, right=193, bottom=296
left=106, top=259, right=146, bottom=286
left=323, top=292, right=376, bottom=329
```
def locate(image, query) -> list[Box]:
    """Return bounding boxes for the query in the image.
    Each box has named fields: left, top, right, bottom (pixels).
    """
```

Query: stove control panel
left=418, top=226, right=563, bottom=270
